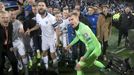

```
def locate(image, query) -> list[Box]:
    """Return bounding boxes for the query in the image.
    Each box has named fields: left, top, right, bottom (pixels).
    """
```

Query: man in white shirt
left=10, top=9, right=28, bottom=75
left=26, top=1, right=57, bottom=69
left=54, top=11, right=68, bottom=48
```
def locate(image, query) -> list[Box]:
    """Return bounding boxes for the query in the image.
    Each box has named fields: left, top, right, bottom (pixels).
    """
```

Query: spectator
left=0, top=11, right=18, bottom=75
left=85, top=6, right=99, bottom=35
left=97, top=5, right=112, bottom=60
left=118, top=6, right=133, bottom=47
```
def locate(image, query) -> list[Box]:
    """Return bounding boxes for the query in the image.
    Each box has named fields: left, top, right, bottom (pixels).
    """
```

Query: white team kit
left=58, top=19, right=69, bottom=47
left=36, top=13, right=56, bottom=52
left=12, top=20, right=25, bottom=56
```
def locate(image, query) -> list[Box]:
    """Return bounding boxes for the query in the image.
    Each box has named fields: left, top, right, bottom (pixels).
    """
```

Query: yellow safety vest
left=113, top=13, right=120, bottom=20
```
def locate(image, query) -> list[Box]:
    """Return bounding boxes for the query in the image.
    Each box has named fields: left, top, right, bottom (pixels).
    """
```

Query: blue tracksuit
left=85, top=14, right=99, bottom=35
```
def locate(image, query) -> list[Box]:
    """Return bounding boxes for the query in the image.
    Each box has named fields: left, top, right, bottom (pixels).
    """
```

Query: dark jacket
left=0, top=22, right=13, bottom=51
left=79, top=13, right=91, bottom=28
left=119, top=12, right=133, bottom=30
left=130, top=14, right=134, bottom=29
left=25, top=12, right=41, bottom=37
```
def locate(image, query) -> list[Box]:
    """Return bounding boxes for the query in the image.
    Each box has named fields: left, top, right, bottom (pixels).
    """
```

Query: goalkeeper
left=65, top=12, right=105, bottom=75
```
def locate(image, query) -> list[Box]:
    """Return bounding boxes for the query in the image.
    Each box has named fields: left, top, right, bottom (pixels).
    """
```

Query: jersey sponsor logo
left=83, top=33, right=91, bottom=41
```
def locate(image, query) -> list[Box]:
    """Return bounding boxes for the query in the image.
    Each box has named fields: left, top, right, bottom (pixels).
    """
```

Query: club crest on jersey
left=83, top=33, right=90, bottom=41
left=46, top=21, right=48, bottom=24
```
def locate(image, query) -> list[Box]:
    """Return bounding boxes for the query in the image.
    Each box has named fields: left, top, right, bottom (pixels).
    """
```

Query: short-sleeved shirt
left=36, top=13, right=56, bottom=38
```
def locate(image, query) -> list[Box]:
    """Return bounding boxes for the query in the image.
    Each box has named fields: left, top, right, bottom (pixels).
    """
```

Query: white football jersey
left=36, top=13, right=56, bottom=38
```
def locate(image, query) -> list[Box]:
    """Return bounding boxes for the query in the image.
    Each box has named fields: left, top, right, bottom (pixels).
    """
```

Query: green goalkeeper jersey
left=70, top=22, right=101, bottom=58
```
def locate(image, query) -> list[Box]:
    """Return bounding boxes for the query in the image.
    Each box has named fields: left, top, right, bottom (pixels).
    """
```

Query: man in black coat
left=118, top=7, right=133, bottom=47
left=0, top=11, right=18, bottom=75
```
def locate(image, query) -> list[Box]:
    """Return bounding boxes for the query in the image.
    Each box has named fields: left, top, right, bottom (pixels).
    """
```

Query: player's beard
left=38, top=9, right=46, bottom=16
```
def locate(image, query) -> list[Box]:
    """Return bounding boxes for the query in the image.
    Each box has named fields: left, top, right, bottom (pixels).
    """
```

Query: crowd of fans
left=0, top=0, right=134, bottom=75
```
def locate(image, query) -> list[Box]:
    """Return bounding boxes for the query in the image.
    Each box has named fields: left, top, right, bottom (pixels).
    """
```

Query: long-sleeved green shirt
left=70, top=22, right=101, bottom=58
